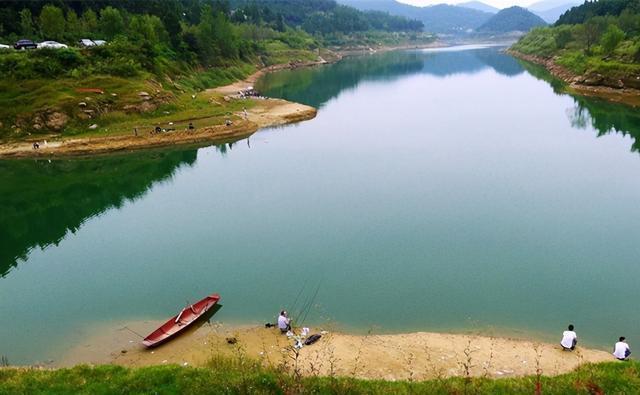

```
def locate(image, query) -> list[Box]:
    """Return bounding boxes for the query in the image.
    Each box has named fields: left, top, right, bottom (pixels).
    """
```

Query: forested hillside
left=556, top=0, right=640, bottom=25
left=0, top=0, right=430, bottom=138
left=338, top=0, right=493, bottom=34
left=511, top=0, right=640, bottom=100
left=477, top=6, right=546, bottom=33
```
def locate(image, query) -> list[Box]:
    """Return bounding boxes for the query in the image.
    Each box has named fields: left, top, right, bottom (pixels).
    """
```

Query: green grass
left=1, top=359, right=639, bottom=394
left=0, top=62, right=260, bottom=141
left=511, top=23, right=640, bottom=85
left=259, top=41, right=319, bottom=66
left=0, top=37, right=316, bottom=141
left=177, top=63, right=256, bottom=92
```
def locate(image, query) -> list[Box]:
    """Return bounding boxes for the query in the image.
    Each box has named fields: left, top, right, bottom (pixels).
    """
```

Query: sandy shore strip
left=0, top=58, right=323, bottom=159
left=58, top=321, right=612, bottom=381
left=0, top=99, right=316, bottom=159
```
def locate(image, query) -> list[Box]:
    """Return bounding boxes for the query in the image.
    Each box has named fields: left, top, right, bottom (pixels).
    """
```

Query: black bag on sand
left=304, top=334, right=321, bottom=346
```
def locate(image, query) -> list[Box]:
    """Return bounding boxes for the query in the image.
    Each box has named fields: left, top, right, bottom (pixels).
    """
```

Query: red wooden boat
left=142, top=293, right=220, bottom=347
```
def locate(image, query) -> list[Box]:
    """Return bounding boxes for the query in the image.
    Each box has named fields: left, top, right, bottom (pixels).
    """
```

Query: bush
left=554, top=26, right=573, bottom=49
left=512, top=27, right=558, bottom=56
left=601, top=24, right=625, bottom=55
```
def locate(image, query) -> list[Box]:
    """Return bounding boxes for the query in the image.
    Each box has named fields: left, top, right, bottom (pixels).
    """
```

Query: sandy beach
left=58, top=320, right=613, bottom=381
left=0, top=99, right=316, bottom=159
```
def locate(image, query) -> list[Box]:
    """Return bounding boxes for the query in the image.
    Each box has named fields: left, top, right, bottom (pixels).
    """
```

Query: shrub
left=601, top=24, right=625, bottom=55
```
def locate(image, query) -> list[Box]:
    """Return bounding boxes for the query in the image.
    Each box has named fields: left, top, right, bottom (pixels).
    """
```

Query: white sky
left=399, top=0, right=536, bottom=8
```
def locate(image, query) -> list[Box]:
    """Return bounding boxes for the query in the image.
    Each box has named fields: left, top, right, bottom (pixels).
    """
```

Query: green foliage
left=512, top=27, right=558, bottom=56
left=19, top=8, right=34, bottom=37
left=513, top=2, right=640, bottom=83
left=583, top=17, right=608, bottom=52
left=39, top=5, right=65, bottom=41
left=65, top=10, right=81, bottom=40
left=0, top=360, right=640, bottom=394
left=477, top=6, right=547, bottom=33
left=557, top=0, right=640, bottom=25
left=601, top=24, right=625, bottom=55
left=81, top=9, right=98, bottom=34
left=231, top=0, right=423, bottom=34
left=554, top=25, right=573, bottom=49
left=0, top=0, right=427, bottom=137
left=99, top=7, right=125, bottom=40
left=555, top=50, right=588, bottom=74
left=0, top=48, right=84, bottom=79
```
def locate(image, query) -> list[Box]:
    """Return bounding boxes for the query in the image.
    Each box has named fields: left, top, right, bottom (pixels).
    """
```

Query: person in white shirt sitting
left=278, top=310, right=291, bottom=334
left=560, top=324, right=578, bottom=351
left=613, top=337, right=631, bottom=361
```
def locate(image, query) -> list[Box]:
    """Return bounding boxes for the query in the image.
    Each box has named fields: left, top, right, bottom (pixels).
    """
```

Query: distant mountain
left=420, top=4, right=493, bottom=33
left=337, top=0, right=493, bottom=34
left=458, top=1, right=499, bottom=14
left=526, top=0, right=581, bottom=12
left=532, top=3, right=580, bottom=23
left=477, top=6, right=547, bottom=33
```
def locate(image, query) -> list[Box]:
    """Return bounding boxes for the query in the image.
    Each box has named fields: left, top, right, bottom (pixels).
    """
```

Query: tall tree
left=39, top=5, right=66, bottom=40
left=66, top=9, right=81, bottom=40
left=601, top=24, right=625, bottom=54
left=19, top=9, right=35, bottom=37
left=582, top=17, right=607, bottom=52
left=81, top=9, right=98, bottom=35
left=99, top=7, right=125, bottom=40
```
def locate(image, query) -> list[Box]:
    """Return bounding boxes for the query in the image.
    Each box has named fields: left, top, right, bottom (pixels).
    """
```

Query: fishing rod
left=289, top=278, right=309, bottom=318
left=120, top=326, right=145, bottom=339
left=299, top=280, right=322, bottom=326
left=293, top=284, right=314, bottom=324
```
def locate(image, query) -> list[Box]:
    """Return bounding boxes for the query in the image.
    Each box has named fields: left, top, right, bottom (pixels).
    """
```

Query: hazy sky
left=399, top=0, right=536, bottom=8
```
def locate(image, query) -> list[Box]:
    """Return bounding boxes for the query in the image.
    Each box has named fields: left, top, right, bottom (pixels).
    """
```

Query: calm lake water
left=2, top=45, right=640, bottom=364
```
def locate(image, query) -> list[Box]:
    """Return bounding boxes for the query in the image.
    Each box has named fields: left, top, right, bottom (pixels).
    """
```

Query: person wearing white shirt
left=613, top=337, right=631, bottom=361
left=278, top=310, right=291, bottom=334
left=560, top=324, right=578, bottom=351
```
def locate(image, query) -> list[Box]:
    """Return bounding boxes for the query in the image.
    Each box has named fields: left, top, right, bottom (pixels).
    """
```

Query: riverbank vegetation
left=0, top=0, right=432, bottom=140
left=1, top=358, right=639, bottom=394
left=511, top=0, right=640, bottom=91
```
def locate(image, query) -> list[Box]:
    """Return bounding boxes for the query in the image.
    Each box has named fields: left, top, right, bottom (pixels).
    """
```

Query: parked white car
left=38, top=41, right=68, bottom=49
left=78, top=39, right=107, bottom=47
left=0, top=44, right=11, bottom=50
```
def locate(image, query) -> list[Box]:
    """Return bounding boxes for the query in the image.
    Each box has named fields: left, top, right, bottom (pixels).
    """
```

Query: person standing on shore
left=561, top=324, right=578, bottom=351
left=613, top=337, right=631, bottom=360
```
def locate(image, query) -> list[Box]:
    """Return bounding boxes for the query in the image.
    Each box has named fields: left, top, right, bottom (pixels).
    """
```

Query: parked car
left=14, top=39, right=37, bottom=50
left=78, top=39, right=107, bottom=47
left=0, top=44, right=11, bottom=50
left=37, top=41, right=68, bottom=49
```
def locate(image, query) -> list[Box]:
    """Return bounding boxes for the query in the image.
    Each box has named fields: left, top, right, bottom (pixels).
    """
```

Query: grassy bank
left=1, top=358, right=639, bottom=394
left=511, top=27, right=640, bottom=83
left=510, top=0, right=640, bottom=99
left=0, top=0, right=435, bottom=144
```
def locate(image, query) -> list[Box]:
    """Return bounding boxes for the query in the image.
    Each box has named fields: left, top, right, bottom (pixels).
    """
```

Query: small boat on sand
left=142, top=293, right=220, bottom=347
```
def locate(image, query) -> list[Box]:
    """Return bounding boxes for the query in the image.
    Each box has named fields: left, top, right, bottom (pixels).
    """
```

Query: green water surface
left=1, top=45, right=640, bottom=364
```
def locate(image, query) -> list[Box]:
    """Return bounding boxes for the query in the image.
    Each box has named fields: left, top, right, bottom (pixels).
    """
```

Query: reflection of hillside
left=257, top=51, right=425, bottom=108
left=520, top=61, right=640, bottom=152
left=259, top=47, right=524, bottom=107
left=0, top=149, right=198, bottom=277
left=569, top=98, right=640, bottom=152
left=420, top=50, right=487, bottom=76
left=472, top=50, right=524, bottom=77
